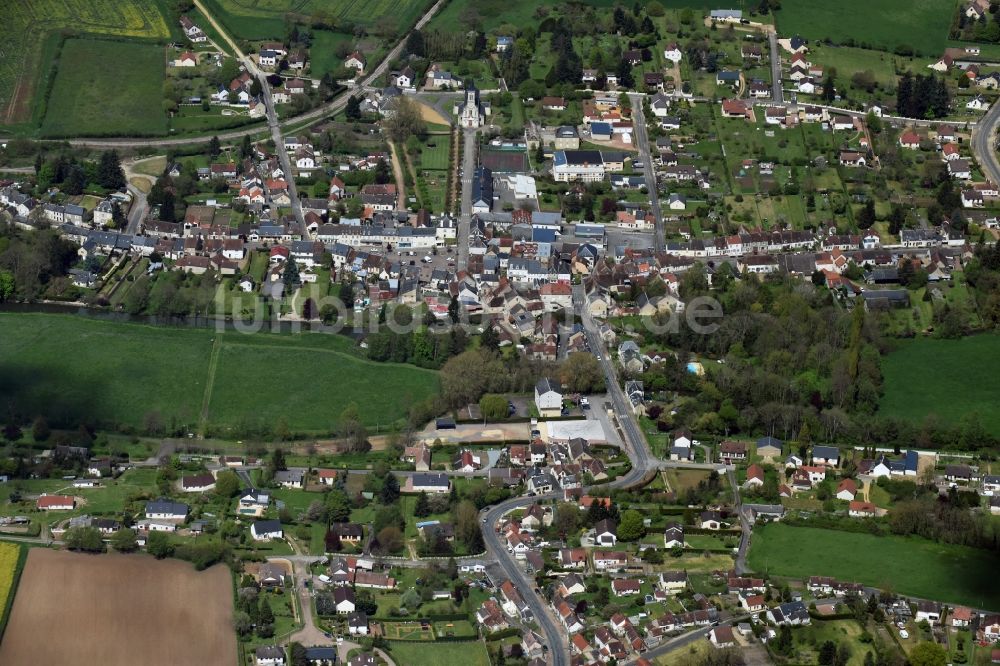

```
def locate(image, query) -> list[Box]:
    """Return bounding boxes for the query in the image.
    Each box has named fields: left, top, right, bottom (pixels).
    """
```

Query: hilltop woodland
left=633, top=266, right=999, bottom=453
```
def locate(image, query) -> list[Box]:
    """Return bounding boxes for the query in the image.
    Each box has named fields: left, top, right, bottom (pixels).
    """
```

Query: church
left=454, top=82, right=491, bottom=128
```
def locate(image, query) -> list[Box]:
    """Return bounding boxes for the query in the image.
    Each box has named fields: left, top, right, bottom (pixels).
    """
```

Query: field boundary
left=218, top=339, right=440, bottom=374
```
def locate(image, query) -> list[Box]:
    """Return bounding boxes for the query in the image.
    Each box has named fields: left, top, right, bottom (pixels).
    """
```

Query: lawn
left=0, top=0, right=172, bottom=127
left=775, top=0, right=953, bottom=56
left=748, top=524, right=1000, bottom=608
left=0, top=313, right=439, bottom=436
left=385, top=640, right=490, bottom=666
left=40, top=39, right=167, bottom=137
left=417, top=136, right=452, bottom=170
left=880, top=334, right=1000, bottom=435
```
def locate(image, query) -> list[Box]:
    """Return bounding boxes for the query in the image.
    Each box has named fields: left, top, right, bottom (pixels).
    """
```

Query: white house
left=344, top=52, right=366, bottom=74
left=348, top=612, right=369, bottom=636
left=967, top=95, right=990, bottom=111
left=333, top=588, right=356, bottom=614
left=534, top=377, right=563, bottom=417
left=663, top=43, right=682, bottom=63
left=144, top=499, right=189, bottom=521
left=658, top=571, right=688, bottom=594
left=251, top=519, right=284, bottom=541
left=593, top=519, right=617, bottom=546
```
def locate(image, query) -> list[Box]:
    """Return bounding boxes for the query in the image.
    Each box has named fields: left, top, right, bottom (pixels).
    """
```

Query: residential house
left=534, top=377, right=563, bottom=417
left=251, top=519, right=284, bottom=541
left=594, top=518, right=618, bottom=546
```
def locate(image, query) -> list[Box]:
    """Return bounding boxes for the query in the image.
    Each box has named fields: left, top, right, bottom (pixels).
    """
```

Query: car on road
left=899, top=630, right=909, bottom=639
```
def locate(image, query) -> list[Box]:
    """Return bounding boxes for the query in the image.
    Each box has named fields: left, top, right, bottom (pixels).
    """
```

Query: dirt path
left=414, top=100, right=451, bottom=125
left=387, top=140, right=408, bottom=209
left=197, top=337, right=222, bottom=435
left=194, top=0, right=248, bottom=61
left=402, top=147, right=420, bottom=209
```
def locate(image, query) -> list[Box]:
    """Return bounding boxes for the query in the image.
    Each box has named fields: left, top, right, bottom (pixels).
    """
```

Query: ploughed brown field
left=0, top=549, right=236, bottom=666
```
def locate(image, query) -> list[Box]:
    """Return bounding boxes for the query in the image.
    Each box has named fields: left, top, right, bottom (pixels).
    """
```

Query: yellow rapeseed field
left=0, top=542, right=20, bottom=615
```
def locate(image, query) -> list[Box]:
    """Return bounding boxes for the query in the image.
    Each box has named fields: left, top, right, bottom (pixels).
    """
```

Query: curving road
left=53, top=0, right=446, bottom=150
left=481, top=288, right=661, bottom=666
left=972, top=99, right=1000, bottom=186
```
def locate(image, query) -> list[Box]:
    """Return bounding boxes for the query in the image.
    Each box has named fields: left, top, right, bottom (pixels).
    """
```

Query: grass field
left=748, top=524, right=1000, bottom=608
left=386, top=640, right=490, bottom=666
left=662, top=468, right=711, bottom=494
left=430, top=0, right=636, bottom=32
left=40, top=39, right=167, bottom=137
left=775, top=0, right=953, bottom=55
left=0, top=0, right=172, bottom=126
left=202, top=0, right=428, bottom=40
left=310, top=31, right=357, bottom=77
left=880, top=334, right=1000, bottom=435
left=809, top=44, right=903, bottom=88
left=0, top=313, right=439, bottom=435
left=0, top=550, right=236, bottom=666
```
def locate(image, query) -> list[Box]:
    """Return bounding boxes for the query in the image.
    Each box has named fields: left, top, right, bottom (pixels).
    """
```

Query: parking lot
left=381, top=244, right=458, bottom=276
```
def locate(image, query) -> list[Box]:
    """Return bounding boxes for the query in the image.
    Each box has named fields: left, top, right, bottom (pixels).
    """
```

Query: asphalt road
left=768, top=31, right=783, bottom=104
left=478, top=286, right=662, bottom=665
left=457, top=128, right=478, bottom=267
left=972, top=99, right=1000, bottom=185
left=728, top=469, right=752, bottom=575
left=626, top=94, right=664, bottom=253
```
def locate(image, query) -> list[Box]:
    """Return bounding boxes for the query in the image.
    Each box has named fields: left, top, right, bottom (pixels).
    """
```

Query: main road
left=457, top=129, right=478, bottom=267
left=481, top=288, right=662, bottom=665
left=627, top=94, right=664, bottom=253
left=972, top=99, right=1000, bottom=185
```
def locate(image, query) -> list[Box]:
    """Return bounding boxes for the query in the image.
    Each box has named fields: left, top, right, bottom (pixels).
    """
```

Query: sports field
left=0, top=0, right=172, bottom=126
left=880, top=334, right=1000, bottom=435
left=775, top=0, right=953, bottom=55
left=201, top=0, right=429, bottom=40
left=748, top=524, right=1000, bottom=608
left=0, top=313, right=439, bottom=435
left=0, top=549, right=236, bottom=666
left=40, top=39, right=167, bottom=137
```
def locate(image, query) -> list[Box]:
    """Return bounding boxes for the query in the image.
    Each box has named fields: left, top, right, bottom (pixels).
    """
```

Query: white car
left=899, top=630, right=909, bottom=639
